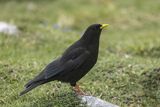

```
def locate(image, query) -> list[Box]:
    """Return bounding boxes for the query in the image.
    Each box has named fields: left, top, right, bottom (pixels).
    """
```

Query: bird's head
left=82, top=24, right=109, bottom=40
left=88, top=24, right=109, bottom=30
left=84, top=23, right=109, bottom=35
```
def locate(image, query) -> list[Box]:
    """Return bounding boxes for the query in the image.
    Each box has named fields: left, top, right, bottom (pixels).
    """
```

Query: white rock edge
left=79, top=95, right=119, bottom=107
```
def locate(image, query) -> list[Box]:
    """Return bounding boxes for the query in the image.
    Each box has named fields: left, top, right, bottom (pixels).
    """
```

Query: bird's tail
left=20, top=80, right=44, bottom=96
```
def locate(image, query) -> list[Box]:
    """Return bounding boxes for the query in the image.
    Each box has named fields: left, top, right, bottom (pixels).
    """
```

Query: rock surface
left=79, top=95, right=119, bottom=107
left=0, top=22, right=19, bottom=35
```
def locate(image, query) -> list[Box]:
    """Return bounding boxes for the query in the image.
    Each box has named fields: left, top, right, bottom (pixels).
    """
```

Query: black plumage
left=20, top=24, right=109, bottom=96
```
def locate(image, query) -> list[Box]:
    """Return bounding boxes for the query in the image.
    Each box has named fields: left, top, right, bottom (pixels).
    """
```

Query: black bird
left=20, top=24, right=109, bottom=96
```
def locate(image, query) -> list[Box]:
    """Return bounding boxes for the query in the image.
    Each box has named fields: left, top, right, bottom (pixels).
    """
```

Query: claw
left=72, top=84, right=86, bottom=95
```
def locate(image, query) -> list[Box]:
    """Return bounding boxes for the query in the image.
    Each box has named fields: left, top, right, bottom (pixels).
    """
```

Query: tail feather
left=24, top=72, right=44, bottom=88
left=24, top=79, right=34, bottom=88
left=20, top=81, right=44, bottom=96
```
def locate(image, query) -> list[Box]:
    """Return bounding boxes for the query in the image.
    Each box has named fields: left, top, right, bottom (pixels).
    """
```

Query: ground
left=0, top=0, right=160, bottom=107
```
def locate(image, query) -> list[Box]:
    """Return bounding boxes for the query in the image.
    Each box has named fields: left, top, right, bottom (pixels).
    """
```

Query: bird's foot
left=72, top=84, right=86, bottom=96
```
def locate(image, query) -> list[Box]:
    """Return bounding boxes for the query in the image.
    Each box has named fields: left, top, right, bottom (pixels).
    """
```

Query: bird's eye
left=97, top=26, right=100, bottom=29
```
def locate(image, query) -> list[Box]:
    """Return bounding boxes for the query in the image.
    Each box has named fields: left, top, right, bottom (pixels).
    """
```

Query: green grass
left=0, top=0, right=160, bottom=107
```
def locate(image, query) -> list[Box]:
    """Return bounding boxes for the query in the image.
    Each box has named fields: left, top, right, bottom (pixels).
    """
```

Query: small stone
left=124, top=54, right=130, bottom=58
left=0, top=22, right=19, bottom=35
left=79, top=95, right=119, bottom=107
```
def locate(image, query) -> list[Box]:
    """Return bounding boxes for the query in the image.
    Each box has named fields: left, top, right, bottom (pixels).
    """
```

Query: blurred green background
left=0, top=0, right=160, bottom=107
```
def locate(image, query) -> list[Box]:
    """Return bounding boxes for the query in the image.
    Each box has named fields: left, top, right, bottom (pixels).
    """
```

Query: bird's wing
left=44, top=48, right=90, bottom=79
left=60, top=47, right=87, bottom=63
left=43, top=58, right=63, bottom=79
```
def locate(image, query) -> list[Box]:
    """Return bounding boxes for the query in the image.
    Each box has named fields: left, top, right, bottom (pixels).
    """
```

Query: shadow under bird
left=20, top=24, right=109, bottom=96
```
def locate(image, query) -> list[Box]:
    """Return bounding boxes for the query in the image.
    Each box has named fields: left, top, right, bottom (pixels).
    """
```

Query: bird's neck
left=80, top=32, right=101, bottom=52
left=80, top=32, right=101, bottom=46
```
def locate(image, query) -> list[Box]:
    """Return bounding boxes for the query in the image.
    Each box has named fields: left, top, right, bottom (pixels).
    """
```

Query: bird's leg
left=72, top=84, right=86, bottom=95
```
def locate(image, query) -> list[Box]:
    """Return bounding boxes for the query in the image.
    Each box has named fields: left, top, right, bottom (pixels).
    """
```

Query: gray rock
left=0, top=22, right=19, bottom=35
left=79, top=95, right=119, bottom=107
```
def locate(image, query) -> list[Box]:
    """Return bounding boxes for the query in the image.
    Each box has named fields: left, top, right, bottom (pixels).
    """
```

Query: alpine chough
left=20, top=24, right=109, bottom=96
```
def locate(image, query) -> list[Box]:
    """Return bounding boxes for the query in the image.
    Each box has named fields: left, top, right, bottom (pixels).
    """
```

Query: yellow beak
left=100, top=24, right=109, bottom=29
